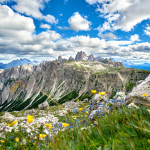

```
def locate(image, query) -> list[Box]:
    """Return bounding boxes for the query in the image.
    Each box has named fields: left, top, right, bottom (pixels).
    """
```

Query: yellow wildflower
left=85, top=115, right=88, bottom=118
left=62, top=123, right=70, bottom=127
left=33, top=143, right=36, bottom=145
left=27, top=116, right=34, bottom=123
left=45, top=124, right=53, bottom=129
left=148, top=139, right=150, bottom=144
left=99, top=92, right=106, bottom=96
left=77, top=99, right=80, bottom=102
left=73, top=115, right=77, bottom=119
left=8, top=120, right=18, bottom=127
left=78, top=108, right=83, bottom=111
left=20, top=143, right=23, bottom=146
left=142, top=93, right=148, bottom=97
left=1, top=140, right=4, bottom=143
left=39, top=134, right=47, bottom=139
left=15, top=138, right=19, bottom=143
left=91, top=90, right=97, bottom=94
left=86, top=111, right=89, bottom=114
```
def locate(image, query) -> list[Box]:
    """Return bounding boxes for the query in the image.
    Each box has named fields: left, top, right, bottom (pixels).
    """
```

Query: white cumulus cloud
left=13, top=0, right=50, bottom=18
left=86, top=0, right=150, bottom=32
left=0, top=0, right=58, bottom=24
left=130, top=34, right=140, bottom=42
left=68, top=12, right=91, bottom=31
left=0, top=4, right=61, bottom=61
left=43, top=14, right=58, bottom=24
left=144, top=25, right=150, bottom=36
left=40, top=24, right=51, bottom=29
left=98, top=32, right=118, bottom=40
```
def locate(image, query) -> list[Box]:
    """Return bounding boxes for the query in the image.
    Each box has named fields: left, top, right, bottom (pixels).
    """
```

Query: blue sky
left=0, top=0, right=150, bottom=63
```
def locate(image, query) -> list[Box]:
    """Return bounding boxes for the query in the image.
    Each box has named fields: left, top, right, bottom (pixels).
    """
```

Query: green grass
left=78, top=92, right=93, bottom=101
left=93, top=67, right=124, bottom=75
left=93, top=70, right=106, bottom=75
left=125, top=80, right=136, bottom=92
left=0, top=106, right=149, bottom=150
left=58, top=90, right=79, bottom=104
left=4, top=78, right=15, bottom=86
left=137, top=70, right=150, bottom=74
left=64, top=61, right=73, bottom=63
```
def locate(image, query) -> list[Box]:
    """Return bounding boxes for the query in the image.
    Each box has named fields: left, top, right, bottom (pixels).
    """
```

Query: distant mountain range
left=111, top=59, right=150, bottom=71
left=58, top=51, right=124, bottom=68
left=128, top=63, right=150, bottom=71
left=0, top=52, right=149, bottom=71
left=0, top=58, right=39, bottom=70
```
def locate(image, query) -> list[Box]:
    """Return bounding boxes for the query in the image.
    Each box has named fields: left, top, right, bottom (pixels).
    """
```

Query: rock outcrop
left=68, top=56, right=75, bottom=62
left=38, top=101, right=50, bottom=110
left=126, top=75, right=150, bottom=106
left=88, top=54, right=96, bottom=62
left=114, top=62, right=124, bottom=68
left=75, top=51, right=88, bottom=61
left=58, top=56, right=67, bottom=63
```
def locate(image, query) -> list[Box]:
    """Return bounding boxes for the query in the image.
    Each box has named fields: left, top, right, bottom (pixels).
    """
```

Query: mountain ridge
left=0, top=58, right=149, bottom=112
left=0, top=58, right=39, bottom=70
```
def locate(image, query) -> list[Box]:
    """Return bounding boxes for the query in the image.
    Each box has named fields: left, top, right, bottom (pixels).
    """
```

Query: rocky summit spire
left=58, top=56, right=63, bottom=62
left=88, top=54, right=96, bottom=62
left=68, top=56, right=75, bottom=61
left=75, top=51, right=88, bottom=61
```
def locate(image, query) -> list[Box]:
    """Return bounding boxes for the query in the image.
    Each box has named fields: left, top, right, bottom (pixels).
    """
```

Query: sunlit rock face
left=75, top=51, right=88, bottom=61
left=126, top=75, right=150, bottom=105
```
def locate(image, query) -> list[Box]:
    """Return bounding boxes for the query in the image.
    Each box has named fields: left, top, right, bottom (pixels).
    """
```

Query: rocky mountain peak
left=75, top=51, right=88, bottom=61
left=88, top=54, right=96, bottom=62
left=68, top=56, right=75, bottom=61
left=58, top=56, right=67, bottom=63
left=58, top=56, right=63, bottom=62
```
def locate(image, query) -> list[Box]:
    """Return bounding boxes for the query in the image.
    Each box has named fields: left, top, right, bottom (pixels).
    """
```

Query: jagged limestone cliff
left=0, top=60, right=149, bottom=112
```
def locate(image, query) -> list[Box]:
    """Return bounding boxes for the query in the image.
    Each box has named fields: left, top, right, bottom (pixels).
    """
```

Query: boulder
left=38, top=101, right=49, bottom=110
left=24, top=109, right=36, bottom=115
left=126, top=75, right=150, bottom=106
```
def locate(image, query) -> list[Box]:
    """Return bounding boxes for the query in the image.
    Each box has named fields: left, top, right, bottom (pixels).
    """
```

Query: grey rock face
left=75, top=51, right=88, bottom=61
left=100, top=58, right=124, bottom=67
left=68, top=56, right=75, bottom=62
left=126, top=75, right=150, bottom=105
left=88, top=54, right=96, bottom=62
left=38, top=101, right=49, bottom=110
left=95, top=56, right=104, bottom=62
left=58, top=56, right=67, bottom=63
left=58, top=56, right=63, bottom=62
left=114, top=62, right=124, bottom=68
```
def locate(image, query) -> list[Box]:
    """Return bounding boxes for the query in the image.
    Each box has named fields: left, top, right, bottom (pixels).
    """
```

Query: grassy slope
left=0, top=105, right=150, bottom=150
